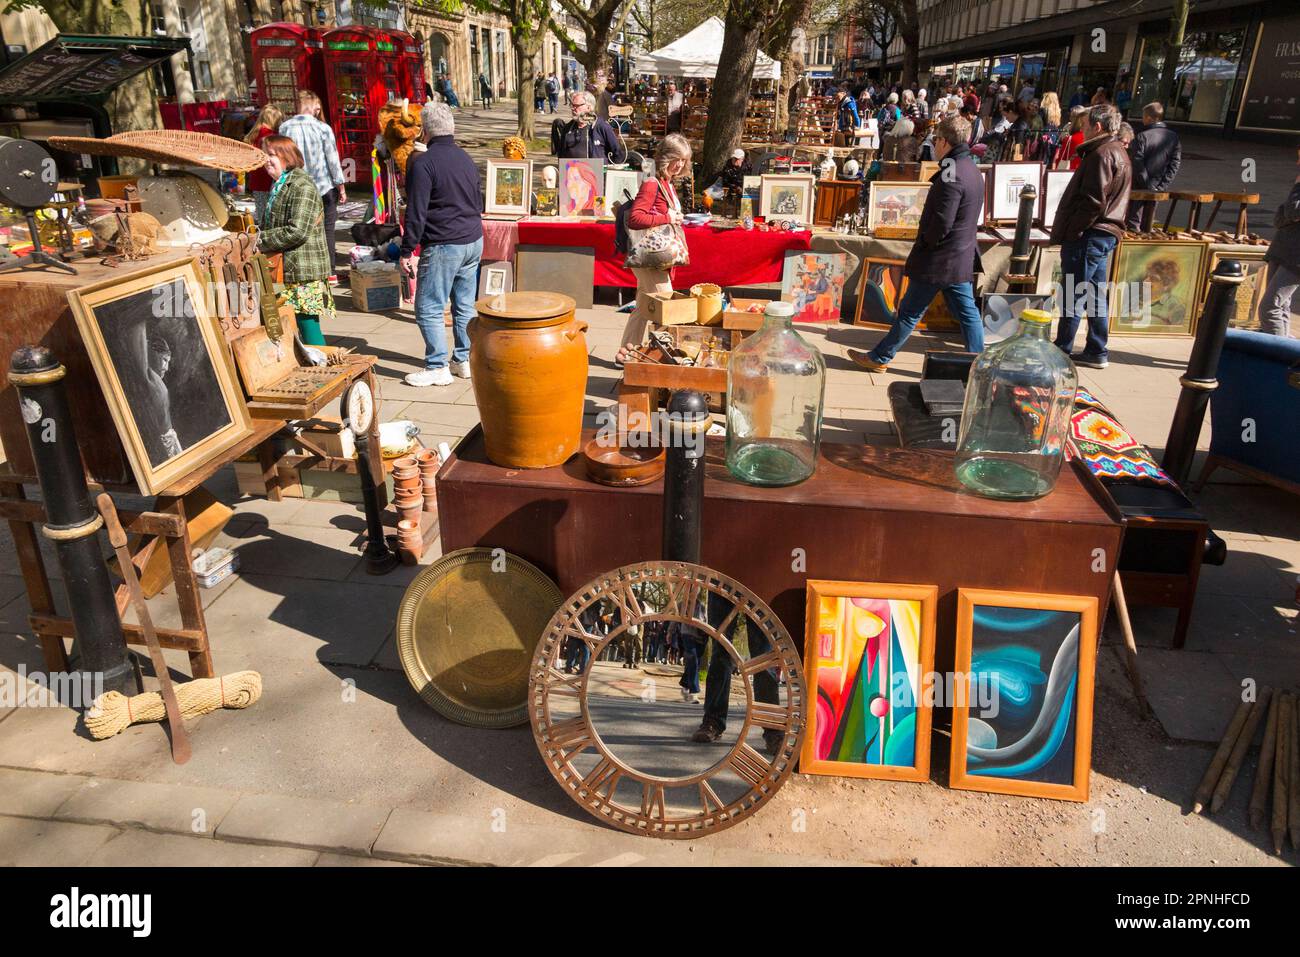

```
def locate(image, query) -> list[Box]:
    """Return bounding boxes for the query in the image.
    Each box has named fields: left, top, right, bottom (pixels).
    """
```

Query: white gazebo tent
left=634, top=17, right=781, bottom=81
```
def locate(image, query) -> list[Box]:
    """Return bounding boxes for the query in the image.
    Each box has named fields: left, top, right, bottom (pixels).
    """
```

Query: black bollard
left=1009, top=184, right=1038, bottom=273
left=1161, top=259, right=1243, bottom=486
left=356, top=429, right=398, bottom=575
left=661, top=390, right=709, bottom=564
left=9, top=345, right=139, bottom=700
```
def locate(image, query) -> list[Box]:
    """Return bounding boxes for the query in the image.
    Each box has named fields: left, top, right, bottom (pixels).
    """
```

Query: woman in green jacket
left=257, top=134, right=333, bottom=346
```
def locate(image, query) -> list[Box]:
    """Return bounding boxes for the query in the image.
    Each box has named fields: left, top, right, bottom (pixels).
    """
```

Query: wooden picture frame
left=801, top=580, right=937, bottom=782
left=1204, top=247, right=1268, bottom=330
left=477, top=260, right=514, bottom=298
left=853, top=256, right=959, bottom=331
left=1107, top=238, right=1209, bottom=337
left=866, top=180, right=930, bottom=238
left=485, top=158, right=531, bottom=217
left=68, top=257, right=254, bottom=496
left=989, top=161, right=1043, bottom=222
left=950, top=589, right=1099, bottom=802
left=1039, top=168, right=1073, bottom=230
left=759, top=173, right=815, bottom=224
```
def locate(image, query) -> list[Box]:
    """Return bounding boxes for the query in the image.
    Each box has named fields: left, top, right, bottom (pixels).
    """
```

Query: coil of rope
left=85, top=671, right=263, bottom=741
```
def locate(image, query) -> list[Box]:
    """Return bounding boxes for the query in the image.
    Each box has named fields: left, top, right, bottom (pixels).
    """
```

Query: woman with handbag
left=257, top=135, right=333, bottom=346
left=619, top=133, right=692, bottom=355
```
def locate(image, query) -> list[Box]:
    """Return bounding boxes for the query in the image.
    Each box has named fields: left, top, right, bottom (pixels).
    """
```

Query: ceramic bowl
left=582, top=437, right=666, bottom=487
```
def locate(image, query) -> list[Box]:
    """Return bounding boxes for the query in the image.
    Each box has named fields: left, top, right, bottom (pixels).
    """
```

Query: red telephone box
left=321, top=26, right=386, bottom=184
left=249, top=22, right=326, bottom=118
left=395, top=31, right=427, bottom=103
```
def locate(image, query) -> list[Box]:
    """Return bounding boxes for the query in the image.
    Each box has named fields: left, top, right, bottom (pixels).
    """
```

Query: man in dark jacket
left=553, top=90, right=627, bottom=163
left=400, top=102, right=483, bottom=388
left=1125, top=101, right=1181, bottom=229
left=1050, top=104, right=1131, bottom=368
left=849, top=115, right=986, bottom=371
left=1258, top=147, right=1300, bottom=337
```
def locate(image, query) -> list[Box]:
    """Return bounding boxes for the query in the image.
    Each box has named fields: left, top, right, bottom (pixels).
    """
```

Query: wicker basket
left=48, top=130, right=267, bottom=173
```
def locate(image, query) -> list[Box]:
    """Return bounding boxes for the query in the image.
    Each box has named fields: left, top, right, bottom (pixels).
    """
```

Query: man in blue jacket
left=849, top=115, right=986, bottom=371
left=400, top=102, right=484, bottom=388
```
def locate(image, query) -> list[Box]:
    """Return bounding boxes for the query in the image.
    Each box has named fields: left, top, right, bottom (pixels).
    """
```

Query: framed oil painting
left=485, top=159, right=531, bottom=217
left=990, top=161, right=1043, bottom=222
left=1205, top=247, right=1268, bottom=330
left=68, top=257, right=253, bottom=496
left=1040, top=168, right=1072, bottom=230
left=559, top=157, right=603, bottom=216
left=1107, top=239, right=1208, bottom=336
left=532, top=187, right=558, bottom=217
left=477, top=260, right=514, bottom=298
left=602, top=167, right=642, bottom=210
left=759, top=173, right=815, bottom=224
left=866, top=181, right=930, bottom=237
left=802, top=581, right=938, bottom=782
left=854, top=256, right=958, bottom=331
left=781, top=251, right=849, bottom=323
left=950, top=589, right=1099, bottom=802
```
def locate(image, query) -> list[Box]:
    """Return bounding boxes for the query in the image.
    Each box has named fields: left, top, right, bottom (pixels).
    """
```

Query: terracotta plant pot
left=415, top=448, right=437, bottom=468
left=395, top=474, right=421, bottom=490
left=392, top=455, right=418, bottom=472
left=469, top=291, right=588, bottom=469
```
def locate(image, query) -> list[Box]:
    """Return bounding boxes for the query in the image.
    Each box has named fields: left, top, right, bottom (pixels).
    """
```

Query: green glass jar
left=726, top=301, right=827, bottom=486
left=955, top=308, right=1078, bottom=500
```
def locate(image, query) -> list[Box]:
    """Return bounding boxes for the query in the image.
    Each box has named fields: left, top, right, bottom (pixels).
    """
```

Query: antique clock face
left=342, top=380, right=374, bottom=436
left=529, top=561, right=806, bottom=839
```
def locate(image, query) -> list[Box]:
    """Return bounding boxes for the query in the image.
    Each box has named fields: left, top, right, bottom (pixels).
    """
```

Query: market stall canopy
left=634, top=17, right=781, bottom=81
left=0, top=34, right=190, bottom=103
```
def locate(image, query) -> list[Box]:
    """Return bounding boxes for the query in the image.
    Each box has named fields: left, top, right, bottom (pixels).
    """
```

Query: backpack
left=545, top=77, right=557, bottom=95
left=877, top=104, right=899, bottom=132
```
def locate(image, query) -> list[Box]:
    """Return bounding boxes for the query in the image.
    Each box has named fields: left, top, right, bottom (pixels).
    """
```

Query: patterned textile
left=1068, top=390, right=1178, bottom=489
left=283, top=279, right=335, bottom=322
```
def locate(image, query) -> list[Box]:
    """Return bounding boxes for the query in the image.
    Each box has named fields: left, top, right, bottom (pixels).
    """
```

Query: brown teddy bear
left=379, top=100, right=423, bottom=175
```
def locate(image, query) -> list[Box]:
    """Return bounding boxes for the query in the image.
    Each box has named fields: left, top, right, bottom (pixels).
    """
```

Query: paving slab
left=216, top=792, right=390, bottom=854
left=1140, top=647, right=1245, bottom=742
left=56, top=776, right=240, bottom=837
left=0, top=815, right=118, bottom=866
left=315, top=851, right=423, bottom=866
left=0, top=767, right=92, bottom=818
left=85, top=829, right=319, bottom=867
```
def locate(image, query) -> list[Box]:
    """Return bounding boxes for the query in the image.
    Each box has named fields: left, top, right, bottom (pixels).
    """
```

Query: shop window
left=1132, top=29, right=1245, bottom=124
left=196, top=59, right=213, bottom=91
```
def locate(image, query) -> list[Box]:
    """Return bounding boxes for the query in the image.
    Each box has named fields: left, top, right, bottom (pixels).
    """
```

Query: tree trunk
left=702, top=2, right=767, bottom=183
left=1157, top=0, right=1190, bottom=107
left=513, top=34, right=543, bottom=139
left=898, top=2, right=918, bottom=87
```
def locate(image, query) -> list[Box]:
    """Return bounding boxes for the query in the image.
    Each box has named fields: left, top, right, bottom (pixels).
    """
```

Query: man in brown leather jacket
left=1050, top=104, right=1131, bottom=369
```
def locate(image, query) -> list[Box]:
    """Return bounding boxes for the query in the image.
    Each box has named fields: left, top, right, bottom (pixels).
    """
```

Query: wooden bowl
left=582, top=437, right=665, bottom=487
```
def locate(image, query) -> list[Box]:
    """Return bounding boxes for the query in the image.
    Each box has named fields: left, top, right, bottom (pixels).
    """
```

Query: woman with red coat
left=619, top=133, right=692, bottom=352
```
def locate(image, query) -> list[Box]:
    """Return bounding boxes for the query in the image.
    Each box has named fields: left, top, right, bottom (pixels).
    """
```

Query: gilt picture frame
left=485, top=159, right=531, bottom=217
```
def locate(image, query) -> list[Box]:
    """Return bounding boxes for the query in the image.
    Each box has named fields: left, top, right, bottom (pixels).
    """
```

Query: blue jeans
left=414, top=237, right=482, bottom=370
left=869, top=278, right=985, bottom=364
left=547, top=93, right=558, bottom=113
left=1054, top=229, right=1118, bottom=360
left=680, top=637, right=702, bottom=694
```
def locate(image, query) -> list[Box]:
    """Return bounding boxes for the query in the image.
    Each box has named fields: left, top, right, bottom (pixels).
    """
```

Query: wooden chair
left=1202, top=191, right=1260, bottom=237
left=1161, top=190, right=1214, bottom=233
left=1128, top=190, right=1168, bottom=231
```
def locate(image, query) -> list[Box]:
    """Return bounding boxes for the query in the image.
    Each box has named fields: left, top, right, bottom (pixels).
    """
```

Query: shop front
left=1129, top=21, right=1250, bottom=127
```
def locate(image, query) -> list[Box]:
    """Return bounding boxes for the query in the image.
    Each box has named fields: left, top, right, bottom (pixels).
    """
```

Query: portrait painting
left=1108, top=239, right=1208, bottom=336
left=781, top=251, right=849, bottom=323
left=477, top=261, right=514, bottom=298
left=485, top=159, right=531, bottom=217
left=68, top=258, right=253, bottom=495
left=559, top=157, right=603, bottom=216
left=801, top=581, right=937, bottom=782
left=950, top=590, right=1099, bottom=802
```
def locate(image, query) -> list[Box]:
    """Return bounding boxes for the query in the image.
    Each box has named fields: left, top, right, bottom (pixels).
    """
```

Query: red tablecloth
left=514, top=219, right=812, bottom=288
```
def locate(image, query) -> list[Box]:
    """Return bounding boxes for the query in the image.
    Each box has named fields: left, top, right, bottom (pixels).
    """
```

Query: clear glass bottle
left=726, top=301, right=826, bottom=486
left=955, top=308, right=1077, bottom=500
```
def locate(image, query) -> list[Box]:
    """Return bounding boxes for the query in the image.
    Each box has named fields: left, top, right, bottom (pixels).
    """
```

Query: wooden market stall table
left=0, top=255, right=379, bottom=680
left=514, top=218, right=812, bottom=289
left=437, top=427, right=1124, bottom=674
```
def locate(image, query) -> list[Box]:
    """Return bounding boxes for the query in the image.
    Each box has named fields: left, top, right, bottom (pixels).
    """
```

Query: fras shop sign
left=1238, top=11, right=1300, bottom=132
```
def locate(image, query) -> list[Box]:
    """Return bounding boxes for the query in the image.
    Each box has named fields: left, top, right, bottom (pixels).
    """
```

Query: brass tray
left=396, top=548, right=562, bottom=728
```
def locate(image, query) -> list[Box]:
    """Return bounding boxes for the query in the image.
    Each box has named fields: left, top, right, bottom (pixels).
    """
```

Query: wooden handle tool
left=96, top=493, right=192, bottom=764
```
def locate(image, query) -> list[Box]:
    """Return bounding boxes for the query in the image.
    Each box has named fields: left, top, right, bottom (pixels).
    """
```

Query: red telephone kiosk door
left=322, top=27, right=383, bottom=185
left=391, top=30, right=426, bottom=102
left=373, top=30, right=404, bottom=110
left=250, top=22, right=325, bottom=117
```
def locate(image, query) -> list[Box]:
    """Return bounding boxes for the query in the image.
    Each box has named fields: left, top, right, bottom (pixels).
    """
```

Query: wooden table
left=437, top=427, right=1125, bottom=676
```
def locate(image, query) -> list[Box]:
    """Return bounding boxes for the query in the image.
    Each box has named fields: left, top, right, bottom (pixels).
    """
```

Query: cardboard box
left=643, top=291, right=698, bottom=326
left=351, top=265, right=402, bottom=312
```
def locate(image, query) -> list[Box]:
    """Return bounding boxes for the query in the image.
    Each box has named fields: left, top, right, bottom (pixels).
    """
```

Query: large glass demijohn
left=955, top=308, right=1078, bottom=500
left=726, top=300, right=827, bottom=486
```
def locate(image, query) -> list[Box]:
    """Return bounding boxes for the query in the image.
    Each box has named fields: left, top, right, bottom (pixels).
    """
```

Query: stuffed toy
left=379, top=100, right=423, bottom=175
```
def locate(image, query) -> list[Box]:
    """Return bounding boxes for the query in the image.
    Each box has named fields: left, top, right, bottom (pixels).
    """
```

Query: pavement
left=0, top=103, right=1296, bottom=867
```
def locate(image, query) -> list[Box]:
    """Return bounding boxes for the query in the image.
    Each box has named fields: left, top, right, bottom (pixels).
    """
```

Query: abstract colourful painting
left=800, top=581, right=937, bottom=782
left=781, top=251, right=849, bottom=323
left=950, top=590, right=1099, bottom=802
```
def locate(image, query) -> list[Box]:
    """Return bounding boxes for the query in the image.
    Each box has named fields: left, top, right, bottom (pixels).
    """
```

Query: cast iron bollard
left=1161, top=259, right=1244, bottom=486
left=661, top=390, right=709, bottom=564
left=9, top=345, right=139, bottom=700
left=1008, top=183, right=1039, bottom=278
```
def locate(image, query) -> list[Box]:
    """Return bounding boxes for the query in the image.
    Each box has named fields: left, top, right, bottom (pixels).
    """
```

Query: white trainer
left=450, top=360, right=472, bottom=379
left=405, top=367, right=453, bottom=387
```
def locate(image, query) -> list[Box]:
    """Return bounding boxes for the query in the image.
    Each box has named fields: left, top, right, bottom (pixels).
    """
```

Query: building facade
left=883, top=0, right=1299, bottom=136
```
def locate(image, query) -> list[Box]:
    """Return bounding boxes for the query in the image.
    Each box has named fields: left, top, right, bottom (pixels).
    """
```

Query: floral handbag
left=623, top=180, right=690, bottom=270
